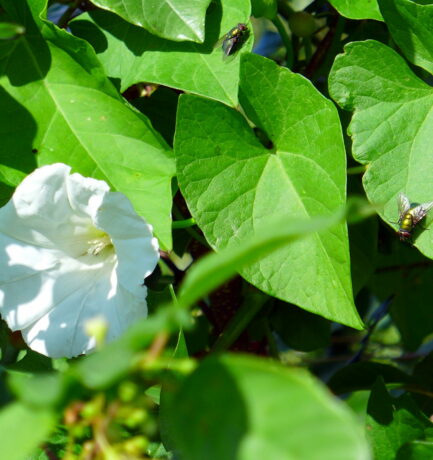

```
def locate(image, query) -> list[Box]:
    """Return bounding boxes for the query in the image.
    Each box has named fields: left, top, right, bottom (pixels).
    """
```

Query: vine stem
left=146, top=331, right=170, bottom=362
left=303, top=13, right=344, bottom=79
left=272, top=14, right=294, bottom=68
left=211, top=295, right=267, bottom=352
left=347, top=165, right=367, bottom=175
left=172, top=217, right=196, bottom=229
left=57, top=0, right=80, bottom=29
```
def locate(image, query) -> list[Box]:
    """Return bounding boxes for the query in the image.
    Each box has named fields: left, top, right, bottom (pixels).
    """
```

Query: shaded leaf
left=369, top=239, right=433, bottom=350
left=329, top=361, right=412, bottom=395
left=366, top=378, right=431, bottom=460
left=270, top=302, right=331, bottom=351
left=379, top=0, right=433, bottom=75
left=349, top=217, right=378, bottom=295
left=397, top=441, right=433, bottom=459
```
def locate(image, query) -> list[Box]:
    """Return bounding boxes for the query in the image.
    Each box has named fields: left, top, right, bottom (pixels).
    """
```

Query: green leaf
left=74, top=305, right=190, bottom=388
left=379, top=0, right=433, bottom=75
left=164, top=354, right=371, bottom=460
left=397, top=441, right=433, bottom=459
left=270, top=302, right=331, bottom=351
left=0, top=0, right=174, bottom=248
left=70, top=0, right=252, bottom=106
left=6, top=350, right=53, bottom=373
left=366, top=378, right=431, bottom=460
left=91, top=0, right=211, bottom=43
left=131, top=87, right=179, bottom=147
left=329, top=362, right=412, bottom=395
left=288, top=0, right=314, bottom=11
left=329, top=0, right=383, bottom=20
left=0, top=402, right=55, bottom=460
left=369, top=240, right=433, bottom=350
left=289, top=0, right=315, bottom=11
left=329, top=40, right=433, bottom=259
left=177, top=211, right=346, bottom=314
left=349, top=217, right=378, bottom=295
left=7, top=372, right=68, bottom=408
left=251, top=0, right=277, bottom=19
left=175, top=53, right=362, bottom=329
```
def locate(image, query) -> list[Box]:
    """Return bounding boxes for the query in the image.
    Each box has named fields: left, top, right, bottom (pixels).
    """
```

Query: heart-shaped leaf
left=175, top=53, right=363, bottom=329
left=329, top=40, right=433, bottom=259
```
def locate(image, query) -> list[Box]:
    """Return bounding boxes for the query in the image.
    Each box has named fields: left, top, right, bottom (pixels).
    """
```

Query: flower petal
left=95, top=192, right=160, bottom=293
left=0, top=163, right=159, bottom=358
left=21, top=267, right=148, bottom=358
left=0, top=164, right=72, bottom=247
left=67, top=171, right=109, bottom=219
left=0, top=239, right=114, bottom=330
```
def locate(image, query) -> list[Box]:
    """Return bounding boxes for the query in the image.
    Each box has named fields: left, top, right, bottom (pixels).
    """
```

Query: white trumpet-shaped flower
left=0, top=164, right=159, bottom=358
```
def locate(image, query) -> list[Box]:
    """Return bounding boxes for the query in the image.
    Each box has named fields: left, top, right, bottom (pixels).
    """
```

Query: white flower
left=0, top=164, right=159, bottom=358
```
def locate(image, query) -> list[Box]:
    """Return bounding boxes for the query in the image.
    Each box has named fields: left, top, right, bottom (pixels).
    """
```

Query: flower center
left=87, top=233, right=113, bottom=256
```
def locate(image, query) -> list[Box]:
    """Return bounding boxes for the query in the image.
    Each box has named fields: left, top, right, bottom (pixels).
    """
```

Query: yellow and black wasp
left=397, top=192, right=433, bottom=242
left=218, top=23, right=249, bottom=58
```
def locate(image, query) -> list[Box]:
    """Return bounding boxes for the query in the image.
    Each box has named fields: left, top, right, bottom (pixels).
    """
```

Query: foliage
left=1, top=0, right=433, bottom=459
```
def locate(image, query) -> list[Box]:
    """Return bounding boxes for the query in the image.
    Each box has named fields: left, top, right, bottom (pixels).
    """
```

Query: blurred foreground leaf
left=164, top=354, right=371, bottom=460
left=0, top=402, right=55, bottom=460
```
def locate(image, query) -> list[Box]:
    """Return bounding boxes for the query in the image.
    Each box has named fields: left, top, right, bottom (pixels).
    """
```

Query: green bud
left=118, top=381, right=138, bottom=403
left=80, top=396, right=104, bottom=419
left=123, top=436, right=149, bottom=455
left=288, top=12, right=317, bottom=38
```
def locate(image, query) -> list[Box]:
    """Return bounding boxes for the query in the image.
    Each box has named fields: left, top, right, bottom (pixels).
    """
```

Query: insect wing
left=222, top=37, right=235, bottom=56
left=410, top=200, right=433, bottom=226
left=213, top=35, right=225, bottom=51
left=398, top=193, right=411, bottom=222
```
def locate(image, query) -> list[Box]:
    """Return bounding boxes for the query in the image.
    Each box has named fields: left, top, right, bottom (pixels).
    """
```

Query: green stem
left=303, top=37, right=313, bottom=62
left=264, top=319, right=280, bottom=359
left=211, top=295, right=267, bottom=352
left=57, top=0, right=80, bottom=28
left=347, top=165, right=367, bottom=175
left=168, top=284, right=178, bottom=304
left=172, top=204, right=209, bottom=247
left=272, top=15, right=294, bottom=68
left=172, top=217, right=196, bottom=229
left=277, top=0, right=295, bottom=19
